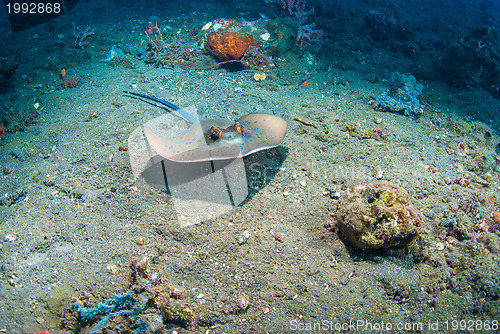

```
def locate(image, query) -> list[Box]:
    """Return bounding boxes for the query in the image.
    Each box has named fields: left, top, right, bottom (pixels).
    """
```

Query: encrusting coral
left=205, top=31, right=257, bottom=61
left=334, top=181, right=421, bottom=250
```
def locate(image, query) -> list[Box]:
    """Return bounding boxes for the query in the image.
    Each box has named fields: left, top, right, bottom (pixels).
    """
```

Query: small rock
left=299, top=180, right=306, bottom=187
left=238, top=230, right=250, bottom=244
left=44, top=179, right=55, bottom=187
left=107, top=264, right=119, bottom=275
left=367, top=73, right=378, bottom=83
left=137, top=257, right=148, bottom=271
left=330, top=190, right=341, bottom=199
left=274, top=232, right=284, bottom=243
left=237, top=295, right=249, bottom=310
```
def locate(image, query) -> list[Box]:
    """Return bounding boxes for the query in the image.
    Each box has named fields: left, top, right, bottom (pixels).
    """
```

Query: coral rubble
left=69, top=257, right=195, bottom=333
left=375, top=72, right=423, bottom=117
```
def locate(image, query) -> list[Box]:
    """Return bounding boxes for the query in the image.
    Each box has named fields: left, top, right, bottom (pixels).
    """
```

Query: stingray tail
left=123, top=91, right=181, bottom=110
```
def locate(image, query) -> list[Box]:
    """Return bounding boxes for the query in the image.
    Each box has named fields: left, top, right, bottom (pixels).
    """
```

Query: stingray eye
left=233, top=122, right=243, bottom=135
left=207, top=126, right=223, bottom=141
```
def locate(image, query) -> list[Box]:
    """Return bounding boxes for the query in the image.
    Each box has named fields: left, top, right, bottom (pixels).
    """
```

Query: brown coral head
left=206, top=126, right=224, bottom=141
left=61, top=77, right=80, bottom=89
left=206, top=31, right=257, bottom=61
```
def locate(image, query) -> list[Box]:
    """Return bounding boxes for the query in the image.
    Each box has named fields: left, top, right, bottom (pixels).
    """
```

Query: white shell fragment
left=201, top=21, right=213, bottom=31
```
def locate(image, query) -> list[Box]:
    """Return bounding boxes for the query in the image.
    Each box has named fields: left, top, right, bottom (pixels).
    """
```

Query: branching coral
left=143, top=22, right=195, bottom=67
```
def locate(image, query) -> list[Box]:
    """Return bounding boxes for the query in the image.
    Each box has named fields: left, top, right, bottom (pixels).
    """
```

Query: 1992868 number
left=446, top=320, right=499, bottom=331
left=6, top=2, right=61, bottom=14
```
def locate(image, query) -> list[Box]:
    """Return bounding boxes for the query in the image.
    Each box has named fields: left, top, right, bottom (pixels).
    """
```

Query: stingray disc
left=144, top=113, right=287, bottom=162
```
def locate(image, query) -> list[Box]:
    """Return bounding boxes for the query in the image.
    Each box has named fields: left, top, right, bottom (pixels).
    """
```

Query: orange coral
left=206, top=31, right=257, bottom=61
left=493, top=211, right=500, bottom=224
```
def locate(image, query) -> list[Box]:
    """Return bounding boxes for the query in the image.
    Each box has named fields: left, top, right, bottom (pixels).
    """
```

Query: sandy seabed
left=0, top=0, right=499, bottom=333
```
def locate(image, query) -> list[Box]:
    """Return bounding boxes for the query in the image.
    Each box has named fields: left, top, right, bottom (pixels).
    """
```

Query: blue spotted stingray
left=125, top=91, right=287, bottom=162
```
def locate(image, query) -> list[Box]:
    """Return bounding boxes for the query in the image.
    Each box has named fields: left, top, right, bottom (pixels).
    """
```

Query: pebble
left=107, top=264, right=119, bottom=275
left=238, top=230, right=250, bottom=244
left=330, top=190, right=341, bottom=199
left=237, top=295, right=249, bottom=309
left=436, top=242, right=445, bottom=251
left=299, top=180, right=306, bottom=187
left=274, top=232, right=284, bottom=243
